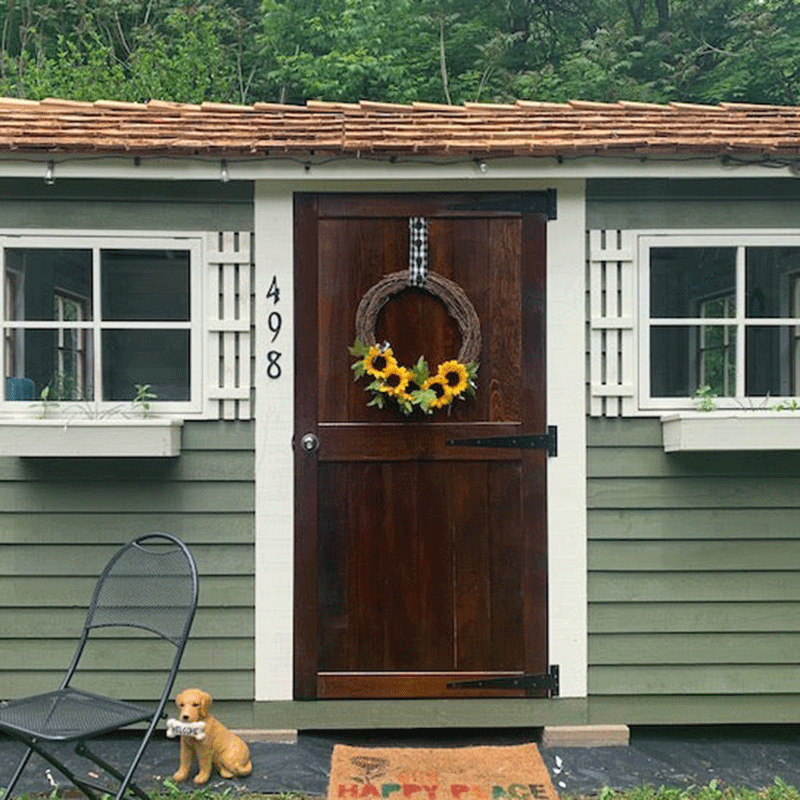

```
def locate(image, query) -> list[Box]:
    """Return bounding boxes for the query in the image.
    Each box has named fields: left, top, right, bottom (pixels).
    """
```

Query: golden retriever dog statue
left=167, top=688, right=252, bottom=785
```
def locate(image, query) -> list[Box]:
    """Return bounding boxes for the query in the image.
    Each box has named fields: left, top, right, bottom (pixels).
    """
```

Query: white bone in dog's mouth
left=166, top=719, right=206, bottom=740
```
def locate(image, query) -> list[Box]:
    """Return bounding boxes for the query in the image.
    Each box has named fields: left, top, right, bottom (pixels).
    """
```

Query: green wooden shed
left=2, top=97, right=800, bottom=730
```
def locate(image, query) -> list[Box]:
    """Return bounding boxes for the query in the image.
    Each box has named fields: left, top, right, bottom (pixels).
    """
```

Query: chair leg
left=115, top=728, right=158, bottom=800
left=75, top=742, right=151, bottom=800
left=5, top=737, right=104, bottom=800
left=3, top=745, right=33, bottom=800
left=3, top=735, right=155, bottom=800
left=110, top=711, right=167, bottom=800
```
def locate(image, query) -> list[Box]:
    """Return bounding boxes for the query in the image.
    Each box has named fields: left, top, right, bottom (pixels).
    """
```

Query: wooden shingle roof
left=2, top=97, right=800, bottom=159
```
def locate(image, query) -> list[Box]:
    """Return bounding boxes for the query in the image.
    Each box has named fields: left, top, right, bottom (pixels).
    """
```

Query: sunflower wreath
left=349, top=270, right=481, bottom=415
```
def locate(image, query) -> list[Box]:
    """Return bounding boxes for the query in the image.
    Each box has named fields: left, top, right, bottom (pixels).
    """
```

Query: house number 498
left=266, top=275, right=282, bottom=379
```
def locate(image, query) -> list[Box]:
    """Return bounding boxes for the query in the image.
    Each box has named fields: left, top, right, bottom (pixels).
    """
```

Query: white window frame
left=697, top=291, right=736, bottom=396
left=0, top=230, right=204, bottom=418
left=3, top=266, right=22, bottom=378
left=792, top=276, right=800, bottom=394
left=639, top=231, right=800, bottom=412
left=53, top=287, right=91, bottom=401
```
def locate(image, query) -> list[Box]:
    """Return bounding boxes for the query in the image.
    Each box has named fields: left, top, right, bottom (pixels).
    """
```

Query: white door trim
left=253, top=179, right=588, bottom=701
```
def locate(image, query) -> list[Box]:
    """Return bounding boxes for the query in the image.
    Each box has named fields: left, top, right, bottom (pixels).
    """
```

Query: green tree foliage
left=127, top=7, right=237, bottom=103
left=0, top=0, right=799, bottom=106
left=0, top=0, right=253, bottom=103
left=256, top=0, right=432, bottom=103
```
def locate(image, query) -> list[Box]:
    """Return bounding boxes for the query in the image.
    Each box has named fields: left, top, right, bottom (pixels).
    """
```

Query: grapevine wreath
left=350, top=270, right=481, bottom=415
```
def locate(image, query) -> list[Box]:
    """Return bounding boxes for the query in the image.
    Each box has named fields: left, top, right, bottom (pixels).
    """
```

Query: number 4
left=267, top=275, right=280, bottom=304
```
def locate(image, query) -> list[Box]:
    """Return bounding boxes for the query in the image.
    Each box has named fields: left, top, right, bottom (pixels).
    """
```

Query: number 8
left=267, top=350, right=282, bottom=379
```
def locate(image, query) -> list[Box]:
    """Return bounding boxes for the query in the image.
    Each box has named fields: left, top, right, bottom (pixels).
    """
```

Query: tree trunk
left=439, top=15, right=452, bottom=105
left=625, top=0, right=645, bottom=36
left=654, top=0, right=669, bottom=32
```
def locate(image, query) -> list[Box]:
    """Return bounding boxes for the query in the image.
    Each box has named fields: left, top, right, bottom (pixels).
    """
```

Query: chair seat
left=0, top=689, right=152, bottom=742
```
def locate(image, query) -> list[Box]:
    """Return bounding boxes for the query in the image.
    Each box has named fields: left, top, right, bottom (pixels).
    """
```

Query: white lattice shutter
left=205, top=232, right=253, bottom=420
left=588, top=230, right=637, bottom=417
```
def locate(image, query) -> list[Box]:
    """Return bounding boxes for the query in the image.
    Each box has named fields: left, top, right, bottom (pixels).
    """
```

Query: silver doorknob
left=300, top=433, right=319, bottom=453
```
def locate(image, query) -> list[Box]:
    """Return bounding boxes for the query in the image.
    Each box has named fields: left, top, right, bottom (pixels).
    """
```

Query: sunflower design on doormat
left=349, top=270, right=481, bottom=416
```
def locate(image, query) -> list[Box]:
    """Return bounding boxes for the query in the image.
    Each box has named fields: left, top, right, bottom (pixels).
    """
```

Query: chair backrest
left=85, top=533, right=198, bottom=646
left=61, top=533, right=198, bottom=697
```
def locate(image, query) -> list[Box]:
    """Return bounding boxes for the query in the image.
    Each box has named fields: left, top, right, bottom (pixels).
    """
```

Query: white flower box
left=661, top=411, right=800, bottom=452
left=0, top=418, right=183, bottom=457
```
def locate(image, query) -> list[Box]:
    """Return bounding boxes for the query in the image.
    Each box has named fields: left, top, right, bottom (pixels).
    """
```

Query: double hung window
left=1, top=233, right=202, bottom=415
left=641, top=234, right=800, bottom=409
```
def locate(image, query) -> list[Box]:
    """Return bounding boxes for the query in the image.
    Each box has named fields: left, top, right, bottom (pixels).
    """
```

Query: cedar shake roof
left=2, top=97, right=800, bottom=159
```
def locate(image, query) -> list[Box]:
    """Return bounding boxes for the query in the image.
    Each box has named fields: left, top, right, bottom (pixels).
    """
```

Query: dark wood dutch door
left=294, top=193, right=550, bottom=700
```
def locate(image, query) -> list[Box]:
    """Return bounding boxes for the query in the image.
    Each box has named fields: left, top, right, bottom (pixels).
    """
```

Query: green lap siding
left=0, top=420, right=255, bottom=717
left=0, top=178, right=253, bottom=232
left=0, top=180, right=255, bottom=718
left=587, top=416, right=800, bottom=724
left=587, top=178, right=800, bottom=229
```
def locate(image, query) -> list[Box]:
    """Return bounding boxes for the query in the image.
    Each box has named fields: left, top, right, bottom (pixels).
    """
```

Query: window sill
left=0, top=418, right=183, bottom=457
left=661, top=411, right=800, bottom=452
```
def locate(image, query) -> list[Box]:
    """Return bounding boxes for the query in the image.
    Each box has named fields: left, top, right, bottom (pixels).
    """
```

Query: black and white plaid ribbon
left=408, top=217, right=428, bottom=286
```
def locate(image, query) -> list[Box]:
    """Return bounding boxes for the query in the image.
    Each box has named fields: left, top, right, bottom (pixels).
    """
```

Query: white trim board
left=253, top=185, right=295, bottom=701
left=0, top=153, right=790, bottom=182
left=546, top=180, right=588, bottom=697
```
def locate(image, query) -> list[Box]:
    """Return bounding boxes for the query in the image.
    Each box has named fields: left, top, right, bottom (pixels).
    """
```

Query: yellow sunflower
left=364, top=344, right=397, bottom=378
left=422, top=374, right=452, bottom=408
left=437, top=360, right=470, bottom=397
left=396, top=377, right=421, bottom=404
left=378, top=364, right=412, bottom=397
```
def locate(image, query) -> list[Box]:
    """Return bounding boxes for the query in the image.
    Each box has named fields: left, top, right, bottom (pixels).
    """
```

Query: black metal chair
left=0, top=533, right=198, bottom=800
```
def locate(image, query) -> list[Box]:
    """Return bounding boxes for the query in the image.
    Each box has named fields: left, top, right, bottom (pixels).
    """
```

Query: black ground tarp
left=3, top=726, right=800, bottom=797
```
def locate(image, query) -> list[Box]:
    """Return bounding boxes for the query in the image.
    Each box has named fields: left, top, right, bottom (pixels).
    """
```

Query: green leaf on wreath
left=412, top=388, right=437, bottom=414
left=349, top=338, right=369, bottom=357
left=367, top=393, right=385, bottom=408
left=398, top=398, right=414, bottom=416
left=351, top=361, right=365, bottom=380
left=411, top=355, right=430, bottom=384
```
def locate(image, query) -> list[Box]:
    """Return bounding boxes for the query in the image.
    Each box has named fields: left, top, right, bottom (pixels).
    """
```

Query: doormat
left=328, top=743, right=559, bottom=800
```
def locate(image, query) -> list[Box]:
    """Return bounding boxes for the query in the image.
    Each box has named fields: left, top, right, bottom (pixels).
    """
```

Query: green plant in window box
left=772, top=399, right=800, bottom=412
left=37, top=385, right=59, bottom=418
left=33, top=381, right=159, bottom=419
left=694, top=384, right=717, bottom=411
left=693, top=384, right=800, bottom=413
left=133, top=383, right=158, bottom=417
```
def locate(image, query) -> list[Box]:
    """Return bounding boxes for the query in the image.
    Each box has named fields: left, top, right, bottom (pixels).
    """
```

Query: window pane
left=102, top=330, right=189, bottom=401
left=746, top=247, right=800, bottom=318
left=746, top=325, right=800, bottom=396
left=651, top=325, right=737, bottom=397
left=4, top=329, right=92, bottom=400
left=101, top=249, right=189, bottom=321
left=5, top=249, right=92, bottom=321
left=650, top=248, right=736, bottom=318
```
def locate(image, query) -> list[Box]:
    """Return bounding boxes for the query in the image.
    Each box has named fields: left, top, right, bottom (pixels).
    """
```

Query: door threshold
left=251, top=698, right=588, bottom=731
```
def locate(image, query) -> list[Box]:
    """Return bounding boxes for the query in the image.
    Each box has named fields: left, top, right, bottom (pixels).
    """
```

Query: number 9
left=268, top=311, right=282, bottom=343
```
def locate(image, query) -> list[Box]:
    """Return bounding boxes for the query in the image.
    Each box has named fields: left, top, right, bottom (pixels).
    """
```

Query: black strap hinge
left=446, top=425, right=557, bottom=457
left=447, top=665, right=559, bottom=696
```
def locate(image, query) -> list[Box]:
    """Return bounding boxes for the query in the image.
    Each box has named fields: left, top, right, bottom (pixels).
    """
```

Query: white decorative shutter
left=205, top=231, right=253, bottom=420
left=588, top=230, right=637, bottom=417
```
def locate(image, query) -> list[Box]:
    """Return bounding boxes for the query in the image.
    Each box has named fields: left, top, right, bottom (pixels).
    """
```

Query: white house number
left=266, top=275, right=282, bottom=379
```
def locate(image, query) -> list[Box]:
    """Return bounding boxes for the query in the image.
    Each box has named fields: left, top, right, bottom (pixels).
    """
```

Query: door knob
left=300, top=433, right=319, bottom=453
